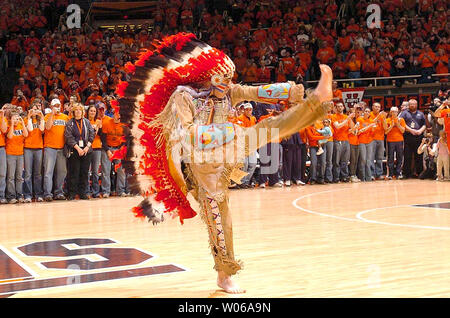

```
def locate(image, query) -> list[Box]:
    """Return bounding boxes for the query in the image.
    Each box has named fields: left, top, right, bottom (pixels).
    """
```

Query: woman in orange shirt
left=6, top=112, right=29, bottom=203
left=86, top=105, right=103, bottom=198
left=385, top=106, right=406, bottom=179
left=23, top=104, right=45, bottom=202
left=356, top=107, right=376, bottom=181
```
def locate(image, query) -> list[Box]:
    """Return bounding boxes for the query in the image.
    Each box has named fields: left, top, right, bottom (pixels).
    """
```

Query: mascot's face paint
left=211, top=73, right=232, bottom=95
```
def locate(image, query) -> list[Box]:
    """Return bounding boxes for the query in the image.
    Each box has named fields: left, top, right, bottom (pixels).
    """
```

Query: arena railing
left=305, top=73, right=449, bottom=87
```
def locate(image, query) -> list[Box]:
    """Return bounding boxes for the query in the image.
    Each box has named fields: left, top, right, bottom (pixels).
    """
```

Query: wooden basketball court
left=1, top=179, right=450, bottom=298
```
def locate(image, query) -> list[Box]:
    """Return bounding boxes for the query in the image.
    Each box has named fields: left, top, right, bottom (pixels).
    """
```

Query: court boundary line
left=292, top=185, right=450, bottom=231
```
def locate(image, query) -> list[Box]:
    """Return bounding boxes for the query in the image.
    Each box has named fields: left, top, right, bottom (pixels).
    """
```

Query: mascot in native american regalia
left=112, top=33, right=333, bottom=293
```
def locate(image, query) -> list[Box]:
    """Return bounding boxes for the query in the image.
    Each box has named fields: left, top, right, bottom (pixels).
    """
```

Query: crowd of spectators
left=0, top=98, right=131, bottom=203
left=232, top=84, right=450, bottom=189
left=0, top=0, right=449, bottom=203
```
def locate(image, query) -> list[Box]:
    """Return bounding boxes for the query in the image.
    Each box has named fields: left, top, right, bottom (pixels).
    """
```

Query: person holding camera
left=11, top=90, right=29, bottom=112
left=417, top=132, right=437, bottom=180
left=64, top=104, right=95, bottom=200
left=434, top=99, right=450, bottom=150
left=434, top=130, right=449, bottom=181
left=6, top=111, right=28, bottom=203
left=23, top=104, right=45, bottom=203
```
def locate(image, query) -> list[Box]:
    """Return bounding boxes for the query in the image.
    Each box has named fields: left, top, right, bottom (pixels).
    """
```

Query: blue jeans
left=310, top=146, right=326, bottom=182
left=324, top=141, right=334, bottom=182
left=23, top=148, right=43, bottom=199
left=358, top=143, right=373, bottom=181
left=101, top=148, right=127, bottom=195
left=0, top=147, right=6, bottom=200
left=241, top=151, right=257, bottom=185
left=387, top=141, right=404, bottom=177
left=89, top=149, right=102, bottom=197
left=349, top=144, right=360, bottom=176
left=333, top=140, right=350, bottom=181
left=6, top=154, right=24, bottom=200
left=370, top=140, right=385, bottom=178
left=43, top=147, right=67, bottom=198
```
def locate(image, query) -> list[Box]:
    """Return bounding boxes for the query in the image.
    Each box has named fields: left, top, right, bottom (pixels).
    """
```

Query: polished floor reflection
left=0, top=179, right=449, bottom=297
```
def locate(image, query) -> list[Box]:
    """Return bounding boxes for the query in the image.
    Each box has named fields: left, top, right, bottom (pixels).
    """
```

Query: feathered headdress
left=113, top=33, right=235, bottom=224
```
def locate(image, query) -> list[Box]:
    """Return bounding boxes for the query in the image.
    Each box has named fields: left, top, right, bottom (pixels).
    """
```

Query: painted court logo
left=0, top=238, right=185, bottom=296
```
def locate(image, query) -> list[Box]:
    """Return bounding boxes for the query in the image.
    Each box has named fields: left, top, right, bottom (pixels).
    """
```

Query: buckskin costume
left=112, top=33, right=329, bottom=277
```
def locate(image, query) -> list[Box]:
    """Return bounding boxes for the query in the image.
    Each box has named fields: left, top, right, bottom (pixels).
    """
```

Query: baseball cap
left=243, top=103, right=253, bottom=109
left=390, top=107, right=399, bottom=112
left=96, top=102, right=106, bottom=109
left=51, top=98, right=61, bottom=106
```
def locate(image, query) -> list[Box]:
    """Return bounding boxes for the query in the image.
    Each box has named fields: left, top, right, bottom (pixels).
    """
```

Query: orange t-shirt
left=348, top=127, right=359, bottom=146
left=102, top=118, right=125, bottom=148
left=6, top=122, right=25, bottom=155
left=386, top=117, right=406, bottom=142
left=24, top=118, right=44, bottom=149
left=0, top=118, right=7, bottom=147
left=439, top=109, right=450, bottom=133
left=331, top=113, right=349, bottom=141
left=236, top=114, right=257, bottom=127
left=44, top=113, right=69, bottom=149
left=333, top=89, right=343, bottom=100
left=370, top=112, right=385, bottom=141
left=305, top=125, right=324, bottom=147
left=357, top=117, right=374, bottom=144
left=419, top=51, right=436, bottom=68
left=316, top=47, right=336, bottom=64
left=90, top=119, right=102, bottom=149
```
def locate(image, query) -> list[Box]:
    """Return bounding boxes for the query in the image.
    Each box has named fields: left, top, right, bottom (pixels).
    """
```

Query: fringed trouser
left=189, top=95, right=328, bottom=276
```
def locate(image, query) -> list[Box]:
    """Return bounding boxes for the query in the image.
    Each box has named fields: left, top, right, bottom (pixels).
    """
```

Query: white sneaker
left=316, top=148, right=324, bottom=156
left=9, top=199, right=17, bottom=204
left=272, top=182, right=283, bottom=187
left=296, top=180, right=305, bottom=185
left=24, top=198, right=32, bottom=203
left=259, top=183, right=266, bottom=188
left=350, top=176, right=361, bottom=183
left=18, top=197, right=25, bottom=203
left=285, top=180, right=291, bottom=186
